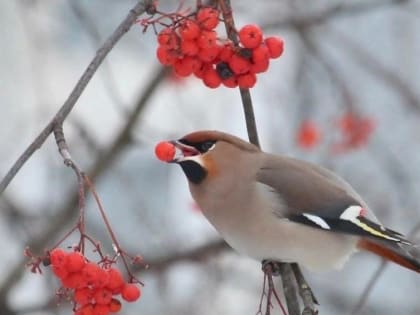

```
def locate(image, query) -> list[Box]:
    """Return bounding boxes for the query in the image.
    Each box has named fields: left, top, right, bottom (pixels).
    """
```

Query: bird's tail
left=358, top=239, right=420, bottom=273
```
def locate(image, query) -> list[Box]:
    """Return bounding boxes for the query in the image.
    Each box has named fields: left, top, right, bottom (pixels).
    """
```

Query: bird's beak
left=169, top=140, right=201, bottom=163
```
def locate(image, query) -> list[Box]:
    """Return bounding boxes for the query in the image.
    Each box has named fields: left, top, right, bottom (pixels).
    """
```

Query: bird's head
left=165, top=130, right=261, bottom=186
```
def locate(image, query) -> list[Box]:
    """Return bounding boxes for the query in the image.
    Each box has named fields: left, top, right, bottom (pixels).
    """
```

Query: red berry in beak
left=155, top=141, right=176, bottom=162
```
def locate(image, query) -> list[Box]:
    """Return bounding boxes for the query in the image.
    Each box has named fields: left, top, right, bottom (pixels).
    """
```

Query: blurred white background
left=1, top=0, right=420, bottom=314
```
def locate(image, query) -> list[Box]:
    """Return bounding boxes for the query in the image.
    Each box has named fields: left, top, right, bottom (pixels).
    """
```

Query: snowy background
left=1, top=0, right=420, bottom=314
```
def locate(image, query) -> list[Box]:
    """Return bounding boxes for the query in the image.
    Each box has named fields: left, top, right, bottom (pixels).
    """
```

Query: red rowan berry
left=181, top=40, right=199, bottom=56
left=156, top=47, right=177, bottom=66
left=105, top=268, right=125, bottom=292
left=265, top=36, right=284, bottom=58
left=92, top=304, right=110, bottom=315
left=121, top=284, right=141, bottom=302
left=239, top=24, right=263, bottom=49
left=237, top=72, right=257, bottom=88
left=193, top=62, right=211, bottom=79
left=50, top=248, right=68, bottom=267
left=196, top=7, right=219, bottom=30
left=155, top=142, right=176, bottom=162
left=219, top=43, right=234, bottom=62
left=94, top=288, right=113, bottom=305
left=250, top=58, right=269, bottom=73
left=196, top=30, right=217, bottom=49
left=251, top=45, right=270, bottom=63
left=52, top=265, right=69, bottom=279
left=228, top=54, right=251, bottom=75
left=157, top=28, right=179, bottom=50
left=179, top=20, right=200, bottom=40
left=78, top=303, right=94, bottom=315
left=174, top=57, right=201, bottom=77
left=62, top=272, right=86, bottom=289
left=67, top=252, right=86, bottom=273
left=202, top=67, right=221, bottom=88
left=222, top=76, right=238, bottom=88
left=74, top=288, right=94, bottom=305
left=81, top=262, right=101, bottom=286
left=92, top=267, right=110, bottom=288
left=109, top=298, right=122, bottom=313
left=198, top=45, right=221, bottom=63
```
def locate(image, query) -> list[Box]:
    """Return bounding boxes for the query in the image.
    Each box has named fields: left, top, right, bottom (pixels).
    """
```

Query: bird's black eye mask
left=168, top=139, right=216, bottom=185
left=178, top=139, right=217, bottom=154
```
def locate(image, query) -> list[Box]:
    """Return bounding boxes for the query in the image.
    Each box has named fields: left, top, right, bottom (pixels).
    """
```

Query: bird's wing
left=256, top=154, right=411, bottom=245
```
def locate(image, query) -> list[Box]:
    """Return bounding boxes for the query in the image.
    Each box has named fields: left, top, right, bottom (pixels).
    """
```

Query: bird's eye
left=199, top=141, right=215, bottom=152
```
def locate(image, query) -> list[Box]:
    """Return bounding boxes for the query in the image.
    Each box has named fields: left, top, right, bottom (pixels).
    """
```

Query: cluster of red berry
left=334, top=113, right=375, bottom=153
left=296, top=113, right=375, bottom=152
left=155, top=7, right=284, bottom=88
left=49, top=248, right=141, bottom=315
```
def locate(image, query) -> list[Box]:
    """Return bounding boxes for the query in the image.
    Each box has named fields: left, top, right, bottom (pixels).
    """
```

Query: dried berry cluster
left=155, top=7, right=284, bottom=88
left=49, top=248, right=141, bottom=315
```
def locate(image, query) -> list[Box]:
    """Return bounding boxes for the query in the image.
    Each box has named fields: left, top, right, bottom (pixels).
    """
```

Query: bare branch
left=278, top=263, right=300, bottom=315
left=0, top=0, right=153, bottom=195
left=291, top=263, right=318, bottom=315
left=144, top=240, right=229, bottom=272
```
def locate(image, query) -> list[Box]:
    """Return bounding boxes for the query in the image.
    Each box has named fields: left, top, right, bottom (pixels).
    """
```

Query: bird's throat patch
left=179, top=160, right=207, bottom=184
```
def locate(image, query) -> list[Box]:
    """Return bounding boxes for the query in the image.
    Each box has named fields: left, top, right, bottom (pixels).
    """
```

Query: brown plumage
left=166, top=130, right=420, bottom=273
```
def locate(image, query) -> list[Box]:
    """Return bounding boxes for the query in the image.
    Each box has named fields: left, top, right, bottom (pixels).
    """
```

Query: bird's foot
left=258, top=260, right=288, bottom=315
left=261, top=259, right=282, bottom=276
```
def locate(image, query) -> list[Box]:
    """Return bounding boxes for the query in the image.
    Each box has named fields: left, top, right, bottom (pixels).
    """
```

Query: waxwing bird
left=164, top=130, right=420, bottom=272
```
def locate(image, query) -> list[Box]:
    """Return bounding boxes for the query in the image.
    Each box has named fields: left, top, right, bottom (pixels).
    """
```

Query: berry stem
left=52, top=123, right=87, bottom=252
left=80, top=233, right=106, bottom=260
left=51, top=225, right=79, bottom=250
left=83, top=175, right=144, bottom=286
left=217, top=0, right=238, bottom=45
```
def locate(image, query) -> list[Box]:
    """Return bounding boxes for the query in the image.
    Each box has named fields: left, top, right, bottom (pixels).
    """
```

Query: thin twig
left=0, top=0, right=153, bottom=195
left=83, top=175, right=144, bottom=285
left=278, top=263, right=300, bottom=315
left=143, top=240, right=229, bottom=272
left=291, top=263, right=318, bottom=315
left=52, top=124, right=87, bottom=250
